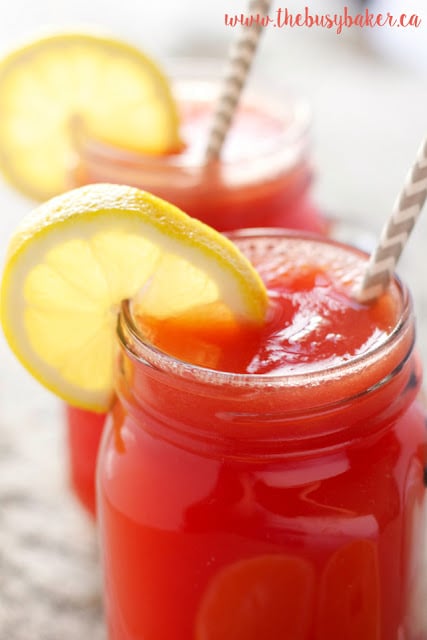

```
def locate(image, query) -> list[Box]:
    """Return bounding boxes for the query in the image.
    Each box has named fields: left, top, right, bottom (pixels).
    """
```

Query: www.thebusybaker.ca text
left=224, top=7, right=422, bottom=35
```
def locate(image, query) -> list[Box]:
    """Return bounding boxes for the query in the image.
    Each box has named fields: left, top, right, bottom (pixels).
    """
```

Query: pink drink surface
left=138, top=236, right=397, bottom=376
left=179, top=102, right=286, bottom=163
left=99, top=235, right=427, bottom=639
left=77, top=99, right=325, bottom=233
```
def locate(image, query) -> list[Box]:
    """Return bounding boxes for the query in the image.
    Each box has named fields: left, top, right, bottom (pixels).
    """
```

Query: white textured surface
left=1, top=7, right=427, bottom=639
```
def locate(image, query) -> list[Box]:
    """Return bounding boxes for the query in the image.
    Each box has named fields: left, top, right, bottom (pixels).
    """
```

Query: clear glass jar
left=69, top=69, right=325, bottom=234
left=97, top=230, right=427, bottom=640
left=66, top=67, right=327, bottom=516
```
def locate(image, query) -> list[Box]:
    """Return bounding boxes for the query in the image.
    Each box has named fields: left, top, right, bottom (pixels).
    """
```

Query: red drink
left=72, top=77, right=325, bottom=233
left=65, top=405, right=105, bottom=515
left=97, top=231, right=427, bottom=639
left=67, top=76, right=326, bottom=515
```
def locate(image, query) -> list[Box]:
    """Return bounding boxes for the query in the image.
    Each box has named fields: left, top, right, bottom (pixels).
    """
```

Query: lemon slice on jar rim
left=0, top=31, right=182, bottom=201
left=0, top=184, right=268, bottom=412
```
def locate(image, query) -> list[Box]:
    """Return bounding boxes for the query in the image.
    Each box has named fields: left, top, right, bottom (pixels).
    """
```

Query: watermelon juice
left=72, top=78, right=324, bottom=233
left=97, top=230, right=427, bottom=640
left=67, top=77, right=326, bottom=515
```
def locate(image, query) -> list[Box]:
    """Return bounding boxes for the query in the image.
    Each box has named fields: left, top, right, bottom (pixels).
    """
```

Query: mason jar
left=66, top=66, right=326, bottom=516
left=97, top=230, right=427, bottom=639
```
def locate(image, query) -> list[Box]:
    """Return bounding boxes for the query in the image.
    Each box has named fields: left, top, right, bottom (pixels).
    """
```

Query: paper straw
left=357, top=137, right=427, bottom=304
left=204, top=0, right=272, bottom=163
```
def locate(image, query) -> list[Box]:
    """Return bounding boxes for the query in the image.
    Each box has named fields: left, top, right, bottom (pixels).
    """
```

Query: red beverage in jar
left=68, top=74, right=326, bottom=516
left=97, top=230, right=427, bottom=639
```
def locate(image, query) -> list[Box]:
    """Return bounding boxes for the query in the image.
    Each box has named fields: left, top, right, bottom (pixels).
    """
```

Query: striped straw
left=204, top=0, right=272, bottom=163
left=357, top=137, right=427, bottom=304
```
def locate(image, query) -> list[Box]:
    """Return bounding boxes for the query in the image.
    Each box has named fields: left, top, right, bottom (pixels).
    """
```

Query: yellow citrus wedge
left=0, top=32, right=182, bottom=200
left=0, top=184, right=267, bottom=412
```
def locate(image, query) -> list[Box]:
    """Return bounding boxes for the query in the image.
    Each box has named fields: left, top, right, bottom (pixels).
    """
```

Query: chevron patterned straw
left=357, top=138, right=427, bottom=304
left=204, top=0, right=272, bottom=163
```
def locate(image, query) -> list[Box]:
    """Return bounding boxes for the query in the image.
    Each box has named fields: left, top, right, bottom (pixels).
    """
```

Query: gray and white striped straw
left=204, top=0, right=272, bottom=163
left=357, top=137, right=427, bottom=304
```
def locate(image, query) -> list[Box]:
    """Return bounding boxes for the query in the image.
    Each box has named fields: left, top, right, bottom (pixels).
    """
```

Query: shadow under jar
left=97, top=230, right=427, bottom=640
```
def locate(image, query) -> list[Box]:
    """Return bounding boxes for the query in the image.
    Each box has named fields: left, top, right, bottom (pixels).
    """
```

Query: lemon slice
left=196, top=554, right=315, bottom=639
left=0, top=184, right=267, bottom=411
left=0, top=32, right=182, bottom=200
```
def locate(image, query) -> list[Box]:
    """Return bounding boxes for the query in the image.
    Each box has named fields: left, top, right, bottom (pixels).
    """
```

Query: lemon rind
left=1, top=185, right=268, bottom=411
left=0, top=31, right=182, bottom=200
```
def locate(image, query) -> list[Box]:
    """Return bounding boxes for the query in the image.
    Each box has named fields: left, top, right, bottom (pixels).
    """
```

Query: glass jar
left=69, top=69, right=324, bottom=234
left=67, top=67, right=327, bottom=516
left=97, top=230, right=427, bottom=639
left=65, top=404, right=105, bottom=515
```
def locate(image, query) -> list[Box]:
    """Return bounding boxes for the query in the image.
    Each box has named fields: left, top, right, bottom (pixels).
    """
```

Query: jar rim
left=117, top=229, right=414, bottom=395
left=71, top=74, right=311, bottom=182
